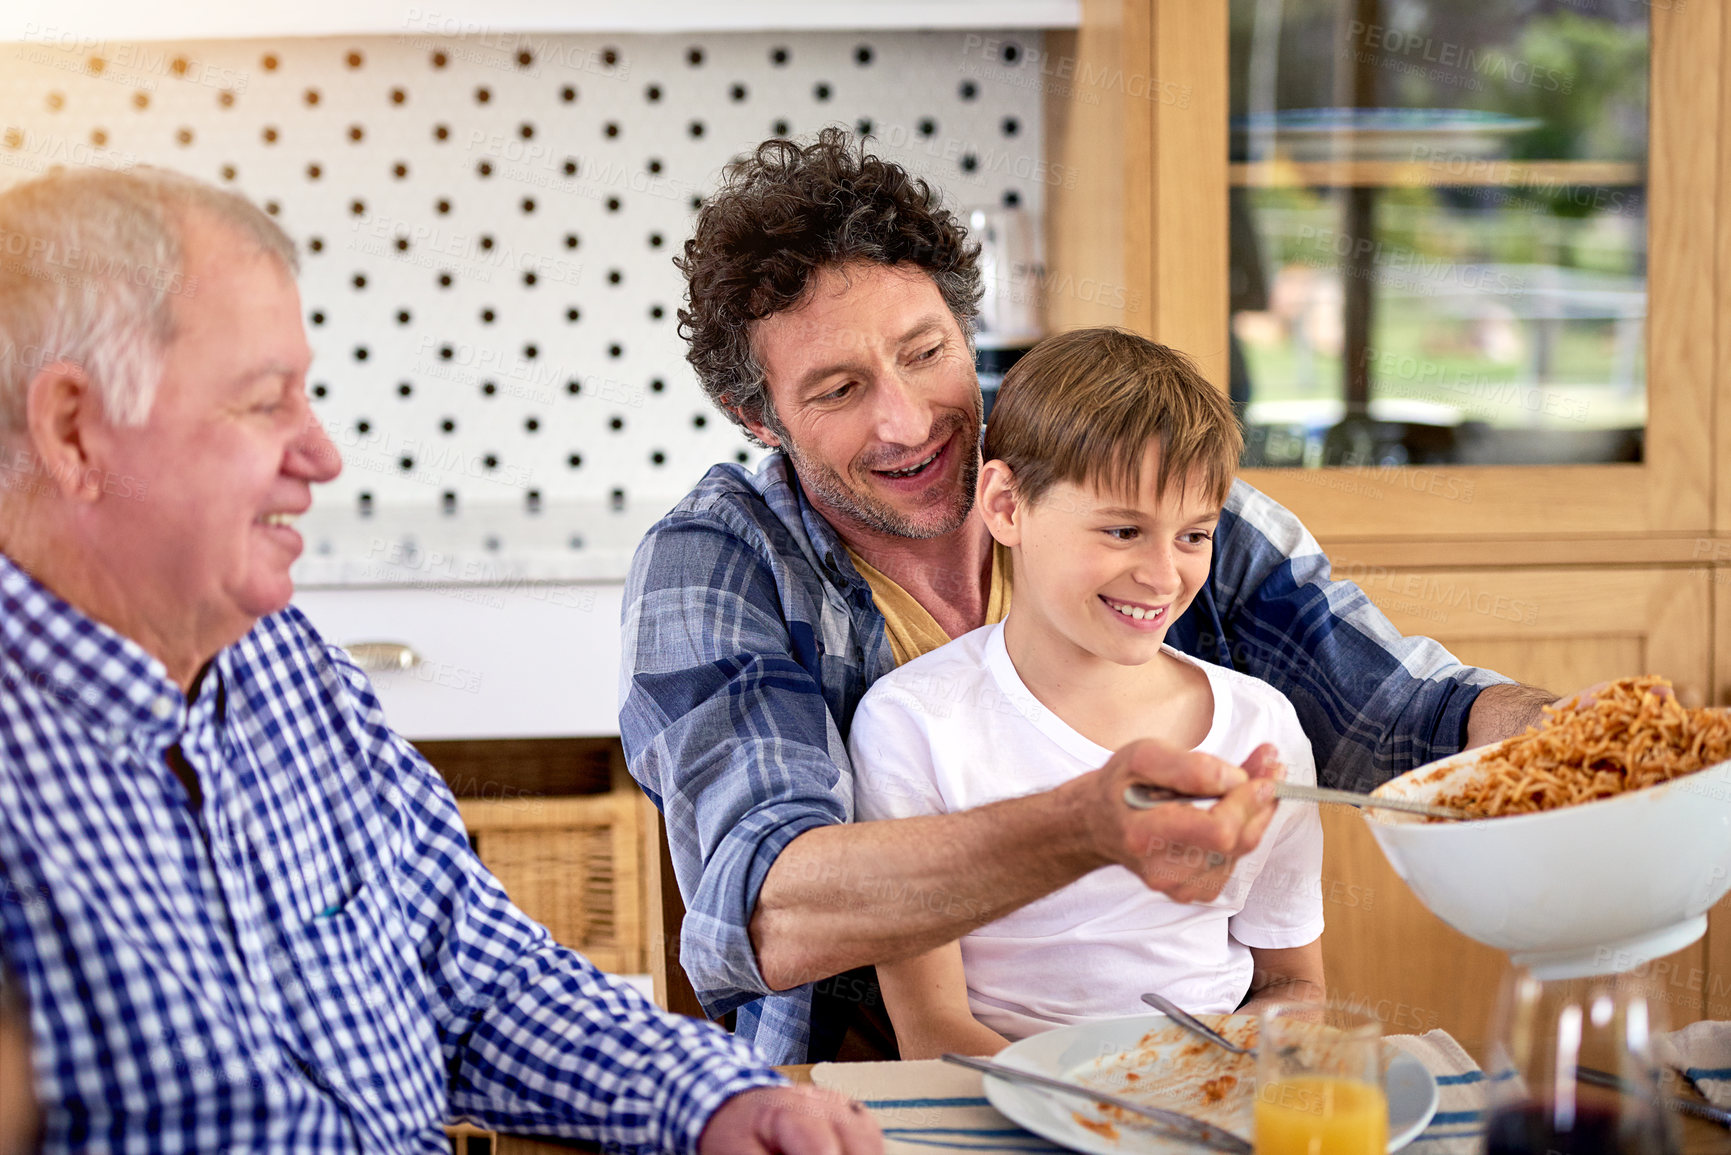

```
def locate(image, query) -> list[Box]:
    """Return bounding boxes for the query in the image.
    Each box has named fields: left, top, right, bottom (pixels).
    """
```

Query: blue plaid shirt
left=620, top=453, right=1509, bottom=1065
left=0, top=554, right=783, bottom=1153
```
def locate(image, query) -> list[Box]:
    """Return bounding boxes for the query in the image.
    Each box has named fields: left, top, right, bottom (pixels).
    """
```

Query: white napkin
left=1655, top=1021, right=1731, bottom=1108
left=811, top=1030, right=1488, bottom=1154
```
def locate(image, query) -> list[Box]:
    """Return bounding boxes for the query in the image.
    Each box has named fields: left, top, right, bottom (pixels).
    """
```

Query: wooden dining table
left=466, top=1062, right=1731, bottom=1154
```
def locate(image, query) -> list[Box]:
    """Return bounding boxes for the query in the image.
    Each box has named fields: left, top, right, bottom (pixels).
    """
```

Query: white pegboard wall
left=0, top=28, right=1048, bottom=524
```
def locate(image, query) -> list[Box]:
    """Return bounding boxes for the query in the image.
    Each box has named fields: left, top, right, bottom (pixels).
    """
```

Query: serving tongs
left=1124, top=781, right=1469, bottom=822
left=942, top=1053, right=1252, bottom=1153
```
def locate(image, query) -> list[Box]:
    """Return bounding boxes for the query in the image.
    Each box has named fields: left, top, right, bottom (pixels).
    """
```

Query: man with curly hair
left=619, top=129, right=1558, bottom=1065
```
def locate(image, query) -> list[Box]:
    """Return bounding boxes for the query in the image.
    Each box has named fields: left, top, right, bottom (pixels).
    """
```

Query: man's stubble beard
left=779, top=409, right=981, bottom=542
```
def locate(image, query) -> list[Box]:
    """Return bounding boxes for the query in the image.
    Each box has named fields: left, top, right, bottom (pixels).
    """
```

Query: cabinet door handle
left=342, top=642, right=424, bottom=673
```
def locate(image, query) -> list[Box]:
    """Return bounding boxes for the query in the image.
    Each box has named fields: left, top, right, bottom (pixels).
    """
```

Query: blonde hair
left=0, top=165, right=298, bottom=433
left=982, top=327, right=1243, bottom=507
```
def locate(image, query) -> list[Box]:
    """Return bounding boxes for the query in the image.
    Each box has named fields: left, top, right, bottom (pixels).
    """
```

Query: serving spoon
left=1124, top=781, right=1469, bottom=822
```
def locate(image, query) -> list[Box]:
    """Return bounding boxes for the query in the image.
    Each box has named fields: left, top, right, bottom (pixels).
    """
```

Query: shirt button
left=150, top=697, right=175, bottom=720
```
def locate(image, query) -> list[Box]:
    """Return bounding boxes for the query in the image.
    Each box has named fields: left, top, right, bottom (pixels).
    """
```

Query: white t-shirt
left=849, top=622, right=1325, bottom=1041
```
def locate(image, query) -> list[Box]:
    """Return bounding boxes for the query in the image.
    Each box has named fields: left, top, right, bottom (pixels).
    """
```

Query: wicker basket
left=459, top=789, right=646, bottom=975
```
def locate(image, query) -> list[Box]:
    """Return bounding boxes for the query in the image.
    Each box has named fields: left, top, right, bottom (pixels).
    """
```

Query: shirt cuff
left=1438, top=674, right=1508, bottom=761
left=684, top=811, right=835, bottom=1017
left=662, top=1057, right=789, bottom=1155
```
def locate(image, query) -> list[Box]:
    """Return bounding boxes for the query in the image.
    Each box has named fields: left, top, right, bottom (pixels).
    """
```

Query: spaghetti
left=1433, top=676, right=1731, bottom=819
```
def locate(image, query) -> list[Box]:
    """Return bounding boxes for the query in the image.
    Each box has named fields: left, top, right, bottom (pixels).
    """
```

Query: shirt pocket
left=273, top=872, right=444, bottom=1134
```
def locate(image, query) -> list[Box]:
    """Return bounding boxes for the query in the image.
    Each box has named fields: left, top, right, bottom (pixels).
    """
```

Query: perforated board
left=0, top=28, right=1047, bottom=555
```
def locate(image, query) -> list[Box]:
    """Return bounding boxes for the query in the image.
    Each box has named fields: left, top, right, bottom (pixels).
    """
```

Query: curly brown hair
left=676, top=128, right=982, bottom=444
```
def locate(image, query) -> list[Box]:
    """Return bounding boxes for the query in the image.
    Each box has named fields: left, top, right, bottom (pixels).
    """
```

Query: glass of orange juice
left=1254, top=1001, right=1387, bottom=1155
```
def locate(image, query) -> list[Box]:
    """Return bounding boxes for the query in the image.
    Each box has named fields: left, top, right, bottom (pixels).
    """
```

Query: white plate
left=983, top=1014, right=1439, bottom=1154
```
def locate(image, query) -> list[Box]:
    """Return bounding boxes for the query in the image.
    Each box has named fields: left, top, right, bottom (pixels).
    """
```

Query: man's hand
left=699, top=1086, right=884, bottom=1155
left=1069, top=738, right=1282, bottom=904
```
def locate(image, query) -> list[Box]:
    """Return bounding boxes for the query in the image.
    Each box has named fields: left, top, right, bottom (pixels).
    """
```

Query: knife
left=942, top=1052, right=1253, bottom=1154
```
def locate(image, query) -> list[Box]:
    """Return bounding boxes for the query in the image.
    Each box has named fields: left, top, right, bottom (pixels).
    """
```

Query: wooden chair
left=641, top=793, right=707, bottom=1019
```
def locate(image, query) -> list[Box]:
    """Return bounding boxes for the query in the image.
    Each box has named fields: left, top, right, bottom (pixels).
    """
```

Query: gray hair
left=0, top=165, right=299, bottom=434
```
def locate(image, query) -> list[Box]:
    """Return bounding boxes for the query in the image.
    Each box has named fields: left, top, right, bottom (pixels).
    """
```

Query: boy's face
left=980, top=444, right=1220, bottom=669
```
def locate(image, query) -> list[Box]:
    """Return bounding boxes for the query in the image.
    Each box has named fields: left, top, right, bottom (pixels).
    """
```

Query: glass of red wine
left=1482, top=969, right=1680, bottom=1155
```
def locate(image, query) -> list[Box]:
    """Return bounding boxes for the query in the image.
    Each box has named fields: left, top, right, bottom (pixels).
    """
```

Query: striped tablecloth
left=1657, top=1021, right=1731, bottom=1108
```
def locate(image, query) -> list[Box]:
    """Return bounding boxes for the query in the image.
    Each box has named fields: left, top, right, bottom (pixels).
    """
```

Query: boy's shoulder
left=871, top=624, right=997, bottom=689
left=1170, top=647, right=1307, bottom=730
left=1169, top=648, right=1316, bottom=783
left=1175, top=647, right=1286, bottom=698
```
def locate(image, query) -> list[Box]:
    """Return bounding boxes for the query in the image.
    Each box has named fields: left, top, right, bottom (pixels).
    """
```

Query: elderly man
left=619, top=129, right=1565, bottom=1065
left=0, top=166, right=879, bottom=1154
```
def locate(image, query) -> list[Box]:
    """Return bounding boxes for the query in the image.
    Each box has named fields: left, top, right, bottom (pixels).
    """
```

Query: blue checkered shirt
left=620, top=453, right=1510, bottom=1065
left=0, top=554, right=784, bottom=1153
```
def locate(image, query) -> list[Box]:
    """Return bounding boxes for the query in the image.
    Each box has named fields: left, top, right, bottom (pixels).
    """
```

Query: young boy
left=848, top=328, right=1325, bottom=1059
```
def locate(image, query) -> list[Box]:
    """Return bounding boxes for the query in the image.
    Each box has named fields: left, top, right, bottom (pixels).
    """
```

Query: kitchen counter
left=290, top=497, right=676, bottom=587
left=289, top=498, right=678, bottom=740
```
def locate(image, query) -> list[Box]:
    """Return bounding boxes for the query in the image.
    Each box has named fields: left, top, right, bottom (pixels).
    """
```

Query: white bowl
left=1365, top=747, right=1731, bottom=978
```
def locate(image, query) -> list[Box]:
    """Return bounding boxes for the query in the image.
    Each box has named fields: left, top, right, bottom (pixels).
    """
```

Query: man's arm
left=622, top=512, right=1281, bottom=1003
left=1466, top=678, right=1674, bottom=751
left=621, top=511, right=864, bottom=1013
left=389, top=745, right=799, bottom=1150
left=753, top=741, right=1280, bottom=991
left=380, top=732, right=880, bottom=1155
left=327, top=643, right=793, bottom=1153
left=1464, top=681, right=1559, bottom=748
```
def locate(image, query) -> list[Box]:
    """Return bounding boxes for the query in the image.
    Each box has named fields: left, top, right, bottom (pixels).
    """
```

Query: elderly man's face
left=88, top=213, right=340, bottom=637
left=748, top=262, right=981, bottom=541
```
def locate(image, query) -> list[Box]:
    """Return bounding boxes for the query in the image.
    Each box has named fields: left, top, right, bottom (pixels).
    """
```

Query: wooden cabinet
left=1048, top=0, right=1724, bottom=542
left=1333, top=564, right=1711, bottom=703
left=1046, top=0, right=1731, bottom=1037
left=292, top=582, right=626, bottom=741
